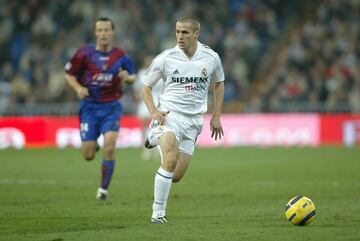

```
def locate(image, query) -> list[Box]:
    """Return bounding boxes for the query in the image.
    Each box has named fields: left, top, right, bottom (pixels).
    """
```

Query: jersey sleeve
left=141, top=55, right=164, bottom=87
left=121, top=54, right=136, bottom=75
left=211, top=54, right=225, bottom=82
left=64, top=48, right=84, bottom=76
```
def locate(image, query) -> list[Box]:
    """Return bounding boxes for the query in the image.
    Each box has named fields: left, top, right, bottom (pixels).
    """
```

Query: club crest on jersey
left=64, top=62, right=72, bottom=71
left=201, top=68, right=207, bottom=77
left=102, top=64, right=107, bottom=70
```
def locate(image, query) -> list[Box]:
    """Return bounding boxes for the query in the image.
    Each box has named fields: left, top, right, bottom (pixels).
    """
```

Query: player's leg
left=170, top=110, right=203, bottom=183
left=172, top=152, right=192, bottom=183
left=172, top=127, right=198, bottom=183
left=103, top=131, right=117, bottom=160
left=145, top=112, right=182, bottom=223
left=138, top=102, right=153, bottom=160
left=80, top=141, right=98, bottom=161
left=159, top=132, right=179, bottom=171
left=96, top=101, right=121, bottom=201
left=96, top=130, right=118, bottom=200
left=79, top=102, right=100, bottom=161
left=151, top=131, right=179, bottom=224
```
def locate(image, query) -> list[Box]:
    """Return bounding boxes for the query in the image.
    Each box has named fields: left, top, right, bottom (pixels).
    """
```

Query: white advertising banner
left=197, top=114, right=320, bottom=147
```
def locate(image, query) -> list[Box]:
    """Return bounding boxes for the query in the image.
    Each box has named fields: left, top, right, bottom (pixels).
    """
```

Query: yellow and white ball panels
left=285, top=196, right=316, bottom=226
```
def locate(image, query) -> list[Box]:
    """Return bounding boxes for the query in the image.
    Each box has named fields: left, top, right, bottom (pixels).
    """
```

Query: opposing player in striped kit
left=65, top=17, right=136, bottom=201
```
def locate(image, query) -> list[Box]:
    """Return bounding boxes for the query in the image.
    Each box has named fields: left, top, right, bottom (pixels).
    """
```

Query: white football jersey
left=142, top=42, right=225, bottom=116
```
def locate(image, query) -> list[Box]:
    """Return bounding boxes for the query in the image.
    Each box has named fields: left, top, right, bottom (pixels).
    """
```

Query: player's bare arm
left=118, top=68, right=136, bottom=84
left=210, top=81, right=224, bottom=140
left=141, top=84, right=168, bottom=125
left=65, top=73, right=89, bottom=99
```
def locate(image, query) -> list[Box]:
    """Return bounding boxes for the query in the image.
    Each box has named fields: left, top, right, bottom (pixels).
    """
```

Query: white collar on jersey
left=175, top=41, right=202, bottom=60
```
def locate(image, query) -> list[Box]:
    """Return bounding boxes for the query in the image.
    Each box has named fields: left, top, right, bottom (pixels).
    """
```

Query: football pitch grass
left=1, top=147, right=359, bottom=241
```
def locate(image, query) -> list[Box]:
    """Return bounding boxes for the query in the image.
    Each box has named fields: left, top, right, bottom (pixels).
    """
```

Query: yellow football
left=285, top=196, right=316, bottom=226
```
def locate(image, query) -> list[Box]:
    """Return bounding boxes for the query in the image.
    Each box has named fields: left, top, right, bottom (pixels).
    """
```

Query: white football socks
left=152, top=167, right=173, bottom=217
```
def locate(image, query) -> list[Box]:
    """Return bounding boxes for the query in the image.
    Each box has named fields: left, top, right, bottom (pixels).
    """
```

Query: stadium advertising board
left=320, top=115, right=360, bottom=146
left=1, top=114, right=359, bottom=149
left=197, top=114, right=319, bottom=147
left=0, top=116, right=142, bottom=149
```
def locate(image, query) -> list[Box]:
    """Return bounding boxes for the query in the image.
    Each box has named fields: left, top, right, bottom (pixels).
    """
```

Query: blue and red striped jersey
left=65, top=44, right=135, bottom=102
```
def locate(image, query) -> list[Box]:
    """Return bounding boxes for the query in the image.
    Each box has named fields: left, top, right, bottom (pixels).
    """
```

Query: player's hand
left=210, top=115, right=224, bottom=141
left=118, top=68, right=129, bottom=79
left=76, top=86, right=89, bottom=99
left=118, top=68, right=135, bottom=84
left=152, top=110, right=170, bottom=125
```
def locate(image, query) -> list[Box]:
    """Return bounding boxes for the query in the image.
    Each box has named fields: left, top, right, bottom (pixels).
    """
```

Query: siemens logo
left=172, top=77, right=208, bottom=84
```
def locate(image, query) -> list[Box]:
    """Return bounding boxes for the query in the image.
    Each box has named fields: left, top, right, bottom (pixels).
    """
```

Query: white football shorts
left=147, top=111, right=203, bottom=156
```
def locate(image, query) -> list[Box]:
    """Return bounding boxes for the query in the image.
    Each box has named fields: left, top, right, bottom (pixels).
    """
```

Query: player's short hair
left=95, top=17, right=115, bottom=30
left=177, top=16, right=200, bottom=32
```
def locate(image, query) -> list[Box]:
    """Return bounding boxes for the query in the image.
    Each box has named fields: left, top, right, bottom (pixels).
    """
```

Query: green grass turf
left=0, top=147, right=359, bottom=241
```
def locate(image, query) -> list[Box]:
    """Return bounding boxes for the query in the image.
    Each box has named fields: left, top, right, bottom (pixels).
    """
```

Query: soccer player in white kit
left=141, top=16, right=225, bottom=224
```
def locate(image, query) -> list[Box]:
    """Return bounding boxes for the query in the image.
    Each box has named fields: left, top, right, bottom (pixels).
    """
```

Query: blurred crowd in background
left=248, top=0, right=360, bottom=113
left=0, top=0, right=359, bottom=115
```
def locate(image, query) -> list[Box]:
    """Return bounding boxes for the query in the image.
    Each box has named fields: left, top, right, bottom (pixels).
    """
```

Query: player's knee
left=83, top=152, right=95, bottom=161
left=168, top=151, right=179, bottom=167
left=162, top=149, right=178, bottom=171
left=103, top=143, right=115, bottom=156
left=81, top=145, right=97, bottom=161
left=172, top=175, right=182, bottom=183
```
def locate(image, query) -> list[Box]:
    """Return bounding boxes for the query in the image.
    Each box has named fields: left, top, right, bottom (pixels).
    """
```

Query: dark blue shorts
left=79, top=100, right=122, bottom=141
